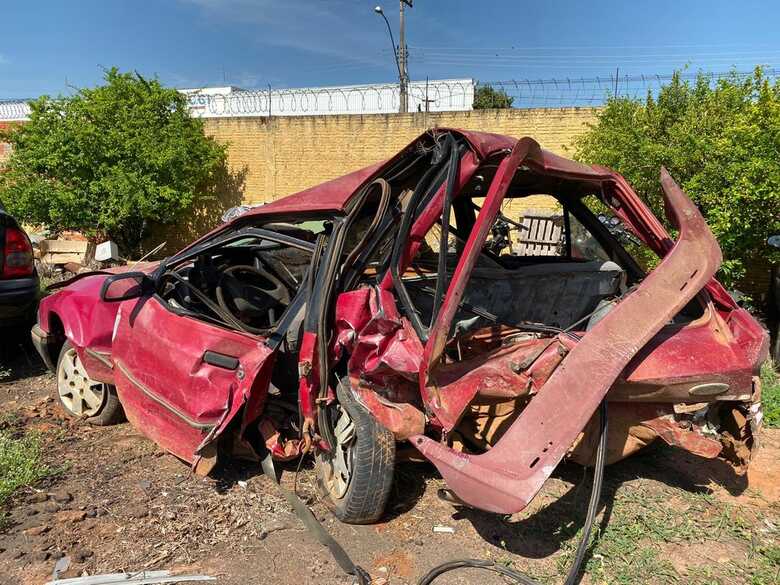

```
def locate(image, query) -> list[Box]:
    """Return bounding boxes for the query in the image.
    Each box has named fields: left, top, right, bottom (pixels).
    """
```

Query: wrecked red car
left=31, top=129, right=767, bottom=522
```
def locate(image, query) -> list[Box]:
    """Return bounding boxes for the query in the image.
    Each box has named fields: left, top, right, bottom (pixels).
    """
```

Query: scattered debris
left=258, top=517, right=292, bottom=540
left=54, top=509, right=87, bottom=523
left=432, top=525, right=454, bottom=534
left=52, top=490, right=73, bottom=504
left=94, top=240, right=120, bottom=262
left=38, top=239, right=93, bottom=266
left=27, top=491, right=50, bottom=503
left=45, top=570, right=216, bottom=585
left=22, top=524, right=51, bottom=536
left=125, top=504, right=150, bottom=519
left=51, top=555, right=71, bottom=580
left=221, top=204, right=261, bottom=223
left=63, top=261, right=84, bottom=275
left=129, top=241, right=166, bottom=268
left=70, top=546, right=94, bottom=563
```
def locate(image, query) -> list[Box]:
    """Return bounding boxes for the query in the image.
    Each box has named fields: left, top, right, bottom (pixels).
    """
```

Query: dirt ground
left=0, top=328, right=778, bottom=585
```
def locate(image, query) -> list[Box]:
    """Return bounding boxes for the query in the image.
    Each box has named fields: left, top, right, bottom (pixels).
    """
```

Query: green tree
left=574, top=68, right=780, bottom=287
left=0, top=68, right=227, bottom=255
left=473, top=84, right=514, bottom=109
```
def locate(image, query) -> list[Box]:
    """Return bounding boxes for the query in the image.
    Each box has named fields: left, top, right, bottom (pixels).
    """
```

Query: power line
left=413, top=49, right=780, bottom=58
left=408, top=42, right=780, bottom=51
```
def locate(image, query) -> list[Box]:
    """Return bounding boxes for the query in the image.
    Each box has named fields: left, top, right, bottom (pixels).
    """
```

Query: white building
left=0, top=99, right=31, bottom=122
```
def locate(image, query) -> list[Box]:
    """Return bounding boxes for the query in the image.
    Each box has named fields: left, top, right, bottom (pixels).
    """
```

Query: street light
left=374, top=6, right=402, bottom=81
left=374, top=4, right=409, bottom=113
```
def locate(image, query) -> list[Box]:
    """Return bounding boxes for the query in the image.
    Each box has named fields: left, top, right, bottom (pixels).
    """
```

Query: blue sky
left=2, top=0, right=780, bottom=99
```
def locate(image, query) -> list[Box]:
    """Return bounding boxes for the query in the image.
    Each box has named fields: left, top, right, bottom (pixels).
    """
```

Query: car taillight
left=2, top=226, right=34, bottom=278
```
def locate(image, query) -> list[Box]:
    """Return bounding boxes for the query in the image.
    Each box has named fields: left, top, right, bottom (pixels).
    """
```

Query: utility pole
left=398, top=0, right=412, bottom=113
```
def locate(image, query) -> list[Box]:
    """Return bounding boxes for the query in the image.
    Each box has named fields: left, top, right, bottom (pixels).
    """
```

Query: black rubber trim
left=265, top=278, right=309, bottom=351
left=388, top=150, right=449, bottom=341
left=417, top=402, right=608, bottom=585
left=99, top=272, right=150, bottom=303
left=163, top=227, right=315, bottom=277
left=431, top=137, right=462, bottom=326
left=30, top=324, right=56, bottom=371
left=260, top=451, right=371, bottom=584
left=202, top=351, right=240, bottom=370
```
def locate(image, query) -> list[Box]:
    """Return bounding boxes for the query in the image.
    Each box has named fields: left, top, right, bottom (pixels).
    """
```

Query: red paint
left=38, top=275, right=121, bottom=377
left=411, top=168, right=726, bottom=514
left=32, top=130, right=768, bottom=516
left=111, top=296, right=272, bottom=463
left=296, top=330, right=319, bottom=427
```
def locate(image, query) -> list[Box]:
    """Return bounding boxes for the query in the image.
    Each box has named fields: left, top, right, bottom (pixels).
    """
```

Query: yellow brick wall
left=146, top=108, right=598, bottom=250
left=203, top=108, right=600, bottom=205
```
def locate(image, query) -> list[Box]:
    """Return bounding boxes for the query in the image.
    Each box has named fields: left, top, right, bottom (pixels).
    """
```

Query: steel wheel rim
left=57, top=347, right=105, bottom=417
left=323, top=404, right=356, bottom=499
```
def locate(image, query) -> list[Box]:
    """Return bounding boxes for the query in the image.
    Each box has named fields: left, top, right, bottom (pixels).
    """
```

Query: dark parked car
left=0, top=202, right=37, bottom=325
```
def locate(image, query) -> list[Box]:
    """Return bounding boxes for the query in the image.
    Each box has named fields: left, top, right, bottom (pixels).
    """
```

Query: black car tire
left=316, top=377, right=395, bottom=524
left=56, top=340, right=124, bottom=426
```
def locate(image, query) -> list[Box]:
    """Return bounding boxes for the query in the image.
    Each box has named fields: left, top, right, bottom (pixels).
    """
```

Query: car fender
left=37, top=274, right=119, bottom=381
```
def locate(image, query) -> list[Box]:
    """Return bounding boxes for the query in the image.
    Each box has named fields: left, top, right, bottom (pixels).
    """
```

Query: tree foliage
left=473, top=84, right=514, bottom=109
left=575, top=68, right=780, bottom=287
left=0, top=68, right=226, bottom=254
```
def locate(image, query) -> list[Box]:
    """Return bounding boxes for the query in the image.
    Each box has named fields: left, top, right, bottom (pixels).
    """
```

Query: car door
left=111, top=294, right=273, bottom=471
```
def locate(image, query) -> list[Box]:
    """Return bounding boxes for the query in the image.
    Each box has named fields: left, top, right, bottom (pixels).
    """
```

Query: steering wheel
left=215, top=264, right=290, bottom=332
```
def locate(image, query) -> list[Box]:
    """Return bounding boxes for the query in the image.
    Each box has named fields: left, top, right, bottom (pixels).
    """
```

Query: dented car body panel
left=413, top=165, right=723, bottom=513
left=33, top=129, right=768, bottom=518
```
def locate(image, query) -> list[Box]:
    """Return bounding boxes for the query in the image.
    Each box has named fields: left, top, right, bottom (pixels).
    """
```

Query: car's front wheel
left=56, top=341, right=124, bottom=426
left=316, top=378, right=395, bottom=524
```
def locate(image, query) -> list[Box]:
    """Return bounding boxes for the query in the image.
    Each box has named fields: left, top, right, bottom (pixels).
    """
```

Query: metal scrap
left=45, top=570, right=216, bottom=585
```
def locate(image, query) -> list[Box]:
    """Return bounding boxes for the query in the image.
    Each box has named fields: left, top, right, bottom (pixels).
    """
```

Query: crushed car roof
left=235, top=129, right=611, bottom=221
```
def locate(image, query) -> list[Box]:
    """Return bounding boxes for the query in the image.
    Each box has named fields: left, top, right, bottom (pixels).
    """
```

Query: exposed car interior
left=154, top=133, right=706, bottom=364
left=140, top=133, right=713, bottom=466
left=158, top=225, right=317, bottom=334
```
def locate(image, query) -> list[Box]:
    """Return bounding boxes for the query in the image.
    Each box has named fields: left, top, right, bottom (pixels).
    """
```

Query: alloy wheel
left=322, top=403, right=356, bottom=499
left=57, top=347, right=105, bottom=417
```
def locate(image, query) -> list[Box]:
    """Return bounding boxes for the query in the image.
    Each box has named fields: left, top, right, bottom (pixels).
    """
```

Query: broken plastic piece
left=45, top=570, right=216, bottom=585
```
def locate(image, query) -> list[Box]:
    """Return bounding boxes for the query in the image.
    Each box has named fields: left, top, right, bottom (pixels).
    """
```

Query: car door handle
left=202, top=351, right=240, bottom=370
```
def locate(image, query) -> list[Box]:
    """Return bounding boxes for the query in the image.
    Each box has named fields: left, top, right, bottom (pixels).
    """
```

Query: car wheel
left=56, top=341, right=124, bottom=426
left=316, top=378, right=395, bottom=524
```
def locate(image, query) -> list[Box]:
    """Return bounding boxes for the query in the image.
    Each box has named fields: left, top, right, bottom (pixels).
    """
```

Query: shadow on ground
left=0, top=324, right=46, bottom=383
left=203, top=409, right=751, bottom=573
left=448, top=444, right=747, bottom=561
left=377, top=438, right=749, bottom=567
